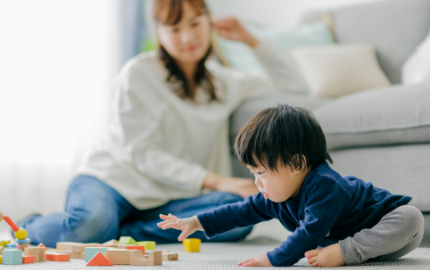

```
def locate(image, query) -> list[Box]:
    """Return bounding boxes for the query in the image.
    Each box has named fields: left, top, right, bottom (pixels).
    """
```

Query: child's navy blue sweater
left=197, top=162, right=412, bottom=267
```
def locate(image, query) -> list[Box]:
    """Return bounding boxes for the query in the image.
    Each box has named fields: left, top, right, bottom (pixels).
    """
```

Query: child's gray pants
left=339, top=205, right=424, bottom=265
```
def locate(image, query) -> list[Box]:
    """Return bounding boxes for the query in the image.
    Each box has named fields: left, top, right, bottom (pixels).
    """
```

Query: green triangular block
left=118, top=236, right=137, bottom=245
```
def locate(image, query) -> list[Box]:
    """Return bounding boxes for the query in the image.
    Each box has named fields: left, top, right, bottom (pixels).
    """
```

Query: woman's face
left=156, top=1, right=211, bottom=65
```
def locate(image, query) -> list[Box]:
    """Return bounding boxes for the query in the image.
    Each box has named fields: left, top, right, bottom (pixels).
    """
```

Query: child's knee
left=396, top=205, right=424, bottom=240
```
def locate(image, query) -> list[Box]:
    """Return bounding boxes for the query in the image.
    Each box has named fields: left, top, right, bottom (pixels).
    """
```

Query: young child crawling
left=157, top=104, right=424, bottom=267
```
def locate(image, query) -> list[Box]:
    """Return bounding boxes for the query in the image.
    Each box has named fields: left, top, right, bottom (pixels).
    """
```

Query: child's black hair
left=234, top=104, right=333, bottom=171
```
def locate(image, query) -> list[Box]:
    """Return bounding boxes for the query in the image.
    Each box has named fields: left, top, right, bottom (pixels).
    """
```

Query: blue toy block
left=5, top=243, right=17, bottom=248
left=84, top=247, right=113, bottom=262
left=3, top=248, right=23, bottom=265
left=15, top=238, right=31, bottom=244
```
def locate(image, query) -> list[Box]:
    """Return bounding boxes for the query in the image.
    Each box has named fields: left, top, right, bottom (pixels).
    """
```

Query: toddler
left=157, top=104, right=424, bottom=267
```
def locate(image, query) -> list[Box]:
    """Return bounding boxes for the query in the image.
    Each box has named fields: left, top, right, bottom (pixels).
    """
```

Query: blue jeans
left=23, top=175, right=253, bottom=247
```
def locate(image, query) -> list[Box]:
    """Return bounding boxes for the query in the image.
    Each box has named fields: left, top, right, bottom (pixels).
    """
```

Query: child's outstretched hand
left=157, top=213, right=204, bottom=241
left=237, top=253, right=272, bottom=267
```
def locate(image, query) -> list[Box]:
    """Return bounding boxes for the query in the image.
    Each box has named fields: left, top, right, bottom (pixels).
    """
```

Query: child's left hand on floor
left=237, top=253, right=272, bottom=267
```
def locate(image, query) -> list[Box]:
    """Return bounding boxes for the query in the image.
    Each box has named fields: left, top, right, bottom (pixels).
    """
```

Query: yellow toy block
left=183, top=238, right=201, bottom=252
left=137, top=241, right=156, bottom=250
left=0, top=255, right=2, bottom=264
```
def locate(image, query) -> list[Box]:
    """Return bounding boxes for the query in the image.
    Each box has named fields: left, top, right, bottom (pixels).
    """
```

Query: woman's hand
left=213, top=17, right=259, bottom=48
left=203, top=172, right=259, bottom=198
left=237, top=253, right=273, bottom=267
left=157, top=214, right=203, bottom=242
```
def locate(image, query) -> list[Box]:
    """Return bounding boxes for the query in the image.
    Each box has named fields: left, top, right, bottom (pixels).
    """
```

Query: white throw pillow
left=290, top=44, right=390, bottom=98
left=402, top=30, right=430, bottom=85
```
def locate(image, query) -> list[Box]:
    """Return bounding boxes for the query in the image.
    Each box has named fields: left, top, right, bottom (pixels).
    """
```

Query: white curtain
left=0, top=0, right=122, bottom=220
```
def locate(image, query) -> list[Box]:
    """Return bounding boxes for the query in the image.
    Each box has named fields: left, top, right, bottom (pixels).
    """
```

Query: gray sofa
left=229, top=0, right=430, bottom=213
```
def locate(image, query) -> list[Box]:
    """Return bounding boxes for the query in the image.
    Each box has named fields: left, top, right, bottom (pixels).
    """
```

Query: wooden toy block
left=84, top=247, right=112, bottom=262
left=24, top=247, right=45, bottom=262
left=102, top=239, right=118, bottom=246
left=106, top=249, right=131, bottom=265
left=52, top=249, right=82, bottom=259
left=137, top=241, right=156, bottom=250
left=45, top=252, right=71, bottom=262
left=38, top=243, right=48, bottom=251
left=125, top=245, right=145, bottom=254
left=0, top=212, right=3, bottom=222
left=56, top=242, right=82, bottom=251
left=183, top=238, right=201, bottom=252
left=129, top=250, right=162, bottom=266
left=18, top=243, right=29, bottom=250
left=3, top=248, right=23, bottom=265
left=81, top=252, right=85, bottom=260
left=86, top=251, right=113, bottom=266
left=0, top=246, right=3, bottom=255
left=162, top=252, right=178, bottom=261
left=3, top=216, right=19, bottom=232
left=118, top=236, right=137, bottom=245
left=23, top=255, right=34, bottom=264
left=71, top=243, right=99, bottom=253
left=112, top=244, right=131, bottom=249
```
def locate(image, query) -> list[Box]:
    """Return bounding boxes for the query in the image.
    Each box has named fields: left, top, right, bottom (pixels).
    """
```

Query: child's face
left=247, top=160, right=308, bottom=203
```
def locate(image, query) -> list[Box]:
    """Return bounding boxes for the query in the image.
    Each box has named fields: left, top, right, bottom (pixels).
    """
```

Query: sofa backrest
left=330, top=0, right=430, bottom=84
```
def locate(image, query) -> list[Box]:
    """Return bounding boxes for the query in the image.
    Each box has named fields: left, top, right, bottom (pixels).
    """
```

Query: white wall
left=0, top=0, right=122, bottom=221
left=207, top=0, right=381, bottom=28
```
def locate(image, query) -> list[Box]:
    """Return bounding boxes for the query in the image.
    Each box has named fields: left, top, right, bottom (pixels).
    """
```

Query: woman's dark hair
left=234, top=104, right=333, bottom=171
left=152, top=0, right=218, bottom=102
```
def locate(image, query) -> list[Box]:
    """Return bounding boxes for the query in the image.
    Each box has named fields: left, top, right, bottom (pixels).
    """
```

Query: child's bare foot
left=305, top=243, right=345, bottom=267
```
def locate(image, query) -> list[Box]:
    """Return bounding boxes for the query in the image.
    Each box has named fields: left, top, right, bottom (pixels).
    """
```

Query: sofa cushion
left=314, top=83, right=430, bottom=150
left=330, top=143, right=430, bottom=212
left=330, top=0, right=430, bottom=84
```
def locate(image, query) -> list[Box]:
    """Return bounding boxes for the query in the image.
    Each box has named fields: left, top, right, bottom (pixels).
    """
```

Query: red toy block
left=23, top=255, right=35, bottom=264
left=86, top=251, right=113, bottom=266
left=3, top=216, right=19, bottom=232
left=126, top=245, right=145, bottom=254
left=38, top=243, right=48, bottom=251
left=45, top=252, right=71, bottom=262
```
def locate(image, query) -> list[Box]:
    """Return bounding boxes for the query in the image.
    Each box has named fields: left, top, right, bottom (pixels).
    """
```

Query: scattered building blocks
left=38, top=243, right=48, bottom=251
left=3, top=248, right=23, bottom=265
left=125, top=245, right=145, bottom=254
left=137, top=241, right=156, bottom=250
left=162, top=252, right=178, bottom=261
left=118, top=236, right=137, bottom=245
left=86, top=251, right=113, bottom=266
left=23, top=255, right=34, bottom=264
left=84, top=247, right=113, bottom=262
left=106, top=249, right=131, bottom=265
left=45, top=252, right=70, bottom=262
left=130, top=250, right=162, bottom=266
left=24, top=247, right=45, bottom=262
left=183, top=238, right=201, bottom=252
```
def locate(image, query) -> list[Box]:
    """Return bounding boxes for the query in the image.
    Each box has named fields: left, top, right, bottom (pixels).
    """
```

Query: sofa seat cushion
left=314, top=83, right=430, bottom=150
